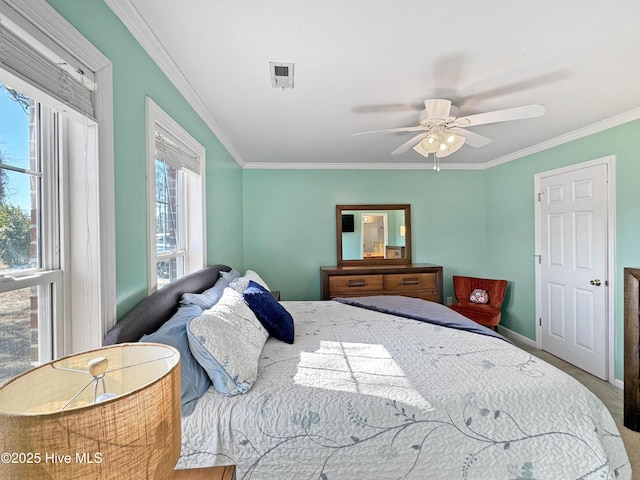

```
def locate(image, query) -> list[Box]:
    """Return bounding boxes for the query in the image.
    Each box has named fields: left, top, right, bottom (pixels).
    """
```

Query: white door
left=538, top=162, right=608, bottom=379
left=361, top=213, right=387, bottom=257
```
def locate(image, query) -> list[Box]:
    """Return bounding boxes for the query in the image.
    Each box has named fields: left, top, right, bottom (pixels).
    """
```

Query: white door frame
left=534, top=155, right=616, bottom=385
left=360, top=213, right=388, bottom=258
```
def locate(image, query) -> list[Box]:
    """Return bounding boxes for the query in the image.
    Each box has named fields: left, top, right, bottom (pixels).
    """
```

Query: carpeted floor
left=511, top=338, right=640, bottom=479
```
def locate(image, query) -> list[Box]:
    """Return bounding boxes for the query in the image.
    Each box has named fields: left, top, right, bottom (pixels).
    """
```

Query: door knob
left=590, top=279, right=601, bottom=286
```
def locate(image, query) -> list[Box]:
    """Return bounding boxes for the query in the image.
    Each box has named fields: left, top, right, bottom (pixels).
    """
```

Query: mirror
left=336, top=204, right=411, bottom=266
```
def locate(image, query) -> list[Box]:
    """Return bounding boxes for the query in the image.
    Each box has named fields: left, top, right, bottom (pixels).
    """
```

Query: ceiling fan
left=353, top=99, right=546, bottom=162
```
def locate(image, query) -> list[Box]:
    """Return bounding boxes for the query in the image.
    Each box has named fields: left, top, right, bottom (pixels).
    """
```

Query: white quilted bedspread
left=178, top=300, right=630, bottom=480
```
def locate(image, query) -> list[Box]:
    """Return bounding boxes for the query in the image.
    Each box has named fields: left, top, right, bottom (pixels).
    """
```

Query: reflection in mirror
left=361, top=214, right=387, bottom=259
left=336, top=204, right=411, bottom=266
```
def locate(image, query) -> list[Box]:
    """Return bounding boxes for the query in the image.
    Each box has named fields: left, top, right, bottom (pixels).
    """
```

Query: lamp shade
left=0, top=343, right=180, bottom=480
left=413, top=129, right=466, bottom=158
left=437, top=131, right=465, bottom=157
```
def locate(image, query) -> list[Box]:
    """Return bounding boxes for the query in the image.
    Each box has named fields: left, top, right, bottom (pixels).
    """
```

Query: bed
left=104, top=265, right=630, bottom=480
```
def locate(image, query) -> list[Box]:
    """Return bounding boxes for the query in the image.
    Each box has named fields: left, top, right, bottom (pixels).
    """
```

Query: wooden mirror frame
left=336, top=204, right=412, bottom=266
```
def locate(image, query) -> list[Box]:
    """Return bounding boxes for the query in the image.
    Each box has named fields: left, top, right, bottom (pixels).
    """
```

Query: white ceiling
left=107, top=0, right=640, bottom=169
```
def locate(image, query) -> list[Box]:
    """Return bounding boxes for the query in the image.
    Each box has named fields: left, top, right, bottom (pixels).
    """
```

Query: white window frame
left=146, top=97, right=206, bottom=293
left=0, top=96, right=63, bottom=366
left=0, top=0, right=116, bottom=355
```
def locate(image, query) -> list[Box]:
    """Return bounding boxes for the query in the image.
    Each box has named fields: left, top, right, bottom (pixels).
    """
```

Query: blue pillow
left=140, top=303, right=210, bottom=415
left=242, top=280, right=295, bottom=344
left=221, top=268, right=241, bottom=283
left=181, top=277, right=229, bottom=309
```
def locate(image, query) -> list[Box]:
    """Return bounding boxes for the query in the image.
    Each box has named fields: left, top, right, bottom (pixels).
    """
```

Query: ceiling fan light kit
left=353, top=98, right=546, bottom=168
left=412, top=128, right=465, bottom=158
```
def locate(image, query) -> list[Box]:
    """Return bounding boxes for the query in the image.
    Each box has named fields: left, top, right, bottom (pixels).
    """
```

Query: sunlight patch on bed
left=294, top=341, right=432, bottom=411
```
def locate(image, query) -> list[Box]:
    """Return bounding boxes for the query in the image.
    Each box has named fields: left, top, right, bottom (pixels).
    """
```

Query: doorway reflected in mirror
left=336, top=204, right=411, bottom=266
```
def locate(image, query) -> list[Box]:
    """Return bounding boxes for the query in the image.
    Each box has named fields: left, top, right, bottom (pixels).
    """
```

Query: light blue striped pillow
left=187, top=288, right=268, bottom=395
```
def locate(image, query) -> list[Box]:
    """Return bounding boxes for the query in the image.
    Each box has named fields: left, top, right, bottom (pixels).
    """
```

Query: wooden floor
left=510, top=337, right=640, bottom=479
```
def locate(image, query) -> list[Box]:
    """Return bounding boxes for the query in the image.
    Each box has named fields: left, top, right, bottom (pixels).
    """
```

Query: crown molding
left=242, top=161, right=486, bottom=170
left=104, top=0, right=640, bottom=173
left=104, top=0, right=245, bottom=167
left=485, top=107, right=640, bottom=169
left=227, top=106, right=640, bottom=171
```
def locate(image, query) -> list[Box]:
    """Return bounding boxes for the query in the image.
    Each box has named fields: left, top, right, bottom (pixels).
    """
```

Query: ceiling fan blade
left=453, top=104, right=546, bottom=127
left=352, top=125, right=426, bottom=136
left=449, top=127, right=492, bottom=148
left=390, top=132, right=429, bottom=155
left=351, top=103, right=420, bottom=114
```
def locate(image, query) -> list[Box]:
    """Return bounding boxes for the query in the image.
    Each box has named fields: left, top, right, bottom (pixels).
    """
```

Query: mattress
left=178, top=300, right=630, bottom=479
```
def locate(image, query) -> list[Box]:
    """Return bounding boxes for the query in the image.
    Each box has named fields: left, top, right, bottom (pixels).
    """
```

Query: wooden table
left=171, top=465, right=235, bottom=480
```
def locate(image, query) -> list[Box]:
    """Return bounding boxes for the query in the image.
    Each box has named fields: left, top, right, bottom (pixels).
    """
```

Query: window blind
left=155, top=130, right=200, bottom=175
left=0, top=22, right=95, bottom=118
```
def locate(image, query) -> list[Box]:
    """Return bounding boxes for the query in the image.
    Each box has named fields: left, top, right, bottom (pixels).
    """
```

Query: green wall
left=485, top=118, right=640, bottom=380
left=46, top=0, right=245, bottom=317
left=242, top=169, right=487, bottom=301
left=242, top=119, right=640, bottom=382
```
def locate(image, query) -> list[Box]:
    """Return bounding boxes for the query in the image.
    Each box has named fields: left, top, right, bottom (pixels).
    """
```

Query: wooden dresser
left=321, top=264, right=443, bottom=303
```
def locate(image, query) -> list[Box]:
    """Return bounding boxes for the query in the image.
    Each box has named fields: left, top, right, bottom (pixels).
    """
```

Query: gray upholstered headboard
left=103, top=264, right=231, bottom=345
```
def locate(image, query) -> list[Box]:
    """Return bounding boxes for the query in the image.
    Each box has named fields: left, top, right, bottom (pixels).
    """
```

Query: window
left=0, top=86, right=61, bottom=384
left=147, top=98, right=205, bottom=292
left=0, top=1, right=115, bottom=385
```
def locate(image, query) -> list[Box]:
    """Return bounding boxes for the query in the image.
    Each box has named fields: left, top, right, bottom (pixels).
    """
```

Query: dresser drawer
left=401, top=291, right=440, bottom=302
left=384, top=273, right=437, bottom=293
left=321, top=265, right=443, bottom=303
left=329, top=274, right=383, bottom=296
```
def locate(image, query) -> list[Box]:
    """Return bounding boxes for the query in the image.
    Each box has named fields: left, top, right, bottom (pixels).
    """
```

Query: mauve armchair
left=449, top=276, right=508, bottom=329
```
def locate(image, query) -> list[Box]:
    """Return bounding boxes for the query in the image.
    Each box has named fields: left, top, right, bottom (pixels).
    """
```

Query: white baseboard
left=497, top=325, right=537, bottom=348
left=498, top=326, right=625, bottom=390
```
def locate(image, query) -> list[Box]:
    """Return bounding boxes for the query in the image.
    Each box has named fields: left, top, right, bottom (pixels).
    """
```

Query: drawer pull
left=401, top=278, right=420, bottom=286
left=347, top=279, right=366, bottom=287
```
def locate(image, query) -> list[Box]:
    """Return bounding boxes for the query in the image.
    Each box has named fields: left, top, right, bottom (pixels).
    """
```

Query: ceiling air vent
left=269, top=62, right=294, bottom=89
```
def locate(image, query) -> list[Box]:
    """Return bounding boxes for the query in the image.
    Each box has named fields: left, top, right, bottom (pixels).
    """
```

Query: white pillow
left=187, top=287, right=268, bottom=395
left=230, top=269, right=270, bottom=293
